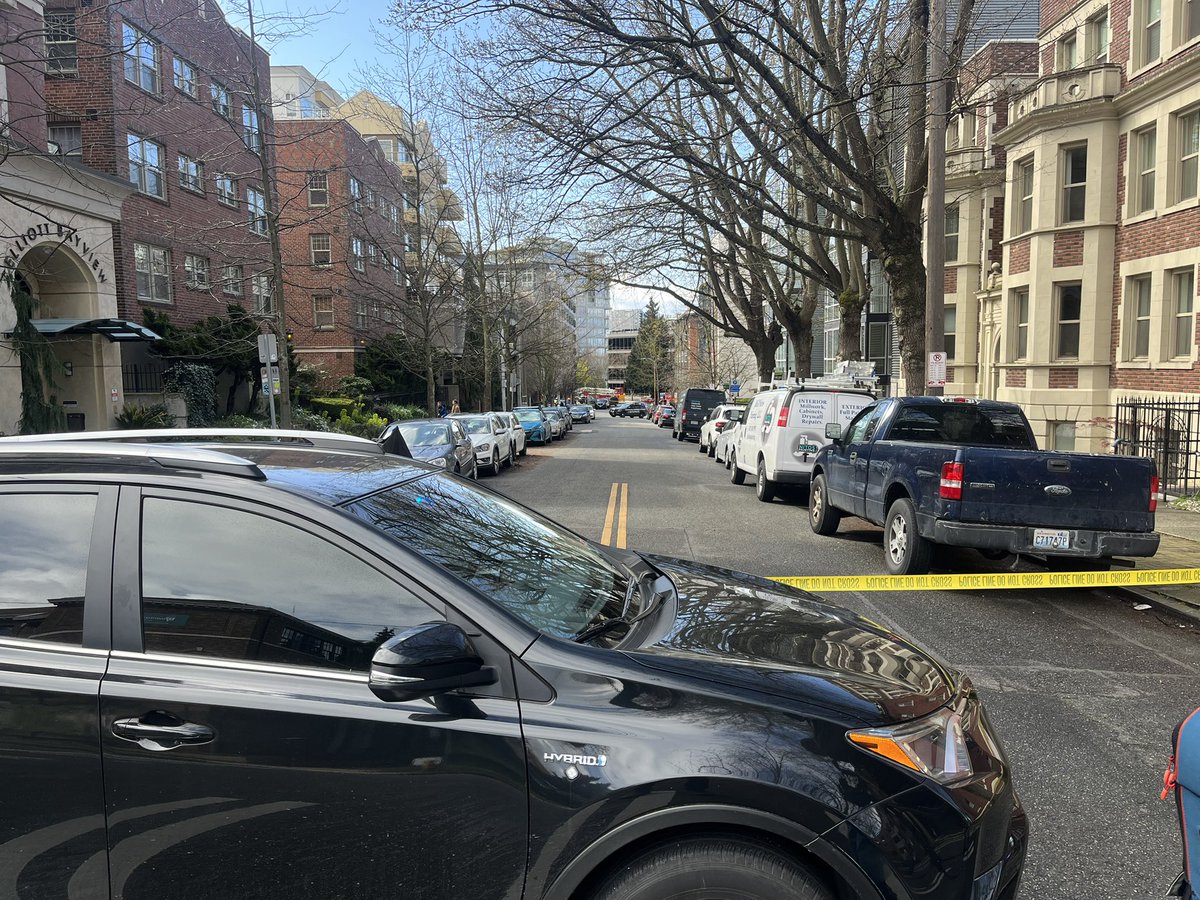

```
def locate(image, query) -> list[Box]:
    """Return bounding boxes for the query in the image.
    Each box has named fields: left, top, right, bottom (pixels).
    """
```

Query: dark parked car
left=594, top=398, right=610, bottom=409
left=674, top=387, right=727, bottom=442
left=0, top=429, right=1026, bottom=900
left=569, top=404, right=592, bottom=423
left=616, top=401, right=648, bottom=418
left=379, top=418, right=477, bottom=478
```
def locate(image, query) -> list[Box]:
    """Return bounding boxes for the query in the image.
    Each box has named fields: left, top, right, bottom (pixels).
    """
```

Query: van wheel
left=585, top=834, right=834, bottom=900
left=809, top=474, right=841, bottom=535
left=884, top=498, right=931, bottom=575
left=755, top=459, right=777, bottom=503
left=730, top=451, right=746, bottom=484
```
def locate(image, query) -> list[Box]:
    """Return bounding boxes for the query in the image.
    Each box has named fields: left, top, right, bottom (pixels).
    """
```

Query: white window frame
left=1128, top=274, right=1153, bottom=359
left=173, top=57, right=197, bottom=97
left=1055, top=282, right=1083, bottom=360
left=313, top=295, right=335, bottom=330
left=1171, top=266, right=1196, bottom=357
left=944, top=305, right=957, bottom=359
left=251, top=274, right=273, bottom=314
left=246, top=187, right=268, bottom=236
left=1014, top=157, right=1034, bottom=234
left=392, top=254, right=403, bottom=285
left=222, top=264, right=243, bottom=297
left=1013, top=288, right=1030, bottom=360
left=134, top=242, right=171, bottom=304
left=242, top=106, right=261, bottom=152
left=351, top=237, right=365, bottom=272
left=1143, top=0, right=1163, bottom=65
left=307, top=172, right=327, bottom=207
left=177, top=153, right=203, bottom=193
left=1132, top=126, right=1157, bottom=214
left=127, top=133, right=164, bottom=198
left=211, top=80, right=232, bottom=118
left=310, top=233, right=332, bottom=267
left=1058, top=30, right=1079, bottom=70
left=1088, top=9, right=1110, bottom=61
left=944, top=204, right=960, bottom=262
left=1178, top=108, right=1200, bottom=202
left=350, top=177, right=362, bottom=212
left=1061, top=143, right=1088, bottom=224
left=184, top=254, right=210, bottom=289
left=122, top=23, right=159, bottom=94
left=48, top=123, right=82, bottom=156
left=45, top=11, right=78, bottom=75
left=216, top=174, right=238, bottom=207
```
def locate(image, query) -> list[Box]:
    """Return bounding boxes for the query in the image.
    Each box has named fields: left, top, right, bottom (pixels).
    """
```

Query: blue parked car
left=513, top=407, right=550, bottom=445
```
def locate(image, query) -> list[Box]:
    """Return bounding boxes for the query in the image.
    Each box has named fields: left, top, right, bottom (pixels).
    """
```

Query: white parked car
left=499, top=411, right=527, bottom=458
left=451, top=414, right=513, bottom=476
left=698, top=404, right=744, bottom=457
left=729, top=386, right=874, bottom=502
left=714, top=421, right=742, bottom=468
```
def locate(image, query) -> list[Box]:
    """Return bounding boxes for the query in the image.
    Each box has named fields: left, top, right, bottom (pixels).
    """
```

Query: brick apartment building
left=273, top=116, right=412, bottom=381
left=40, top=0, right=275, bottom=383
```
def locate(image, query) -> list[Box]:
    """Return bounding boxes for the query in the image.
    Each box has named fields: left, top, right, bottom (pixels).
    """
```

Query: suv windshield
left=395, top=423, right=450, bottom=447
left=348, top=477, right=628, bottom=638
left=458, top=417, right=492, bottom=435
left=516, top=410, right=541, bottom=422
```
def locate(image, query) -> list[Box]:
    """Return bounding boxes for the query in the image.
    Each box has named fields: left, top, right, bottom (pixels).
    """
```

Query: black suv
left=616, top=401, right=648, bottom=418
left=0, top=431, right=1025, bottom=900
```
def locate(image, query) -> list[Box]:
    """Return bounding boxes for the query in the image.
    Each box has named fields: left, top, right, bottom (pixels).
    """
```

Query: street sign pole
left=258, top=333, right=278, bottom=429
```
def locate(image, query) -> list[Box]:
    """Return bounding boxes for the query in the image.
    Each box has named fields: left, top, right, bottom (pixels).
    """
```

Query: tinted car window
left=140, top=498, right=438, bottom=672
left=887, top=405, right=1034, bottom=448
left=0, top=493, right=95, bottom=646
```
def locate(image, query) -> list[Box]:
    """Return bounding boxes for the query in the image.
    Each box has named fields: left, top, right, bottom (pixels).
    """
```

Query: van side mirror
left=825, top=423, right=843, bottom=441
left=369, top=622, right=497, bottom=703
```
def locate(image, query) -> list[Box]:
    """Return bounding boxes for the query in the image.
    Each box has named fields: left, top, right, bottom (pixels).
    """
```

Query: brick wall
left=2, top=2, right=50, bottom=150
left=944, top=267, right=957, bottom=293
left=45, top=0, right=274, bottom=327
left=1010, top=237, right=1031, bottom=273
left=1048, top=367, right=1079, bottom=388
left=988, top=196, right=1006, bottom=266
left=1006, top=367, right=1027, bottom=387
left=1053, top=230, right=1084, bottom=267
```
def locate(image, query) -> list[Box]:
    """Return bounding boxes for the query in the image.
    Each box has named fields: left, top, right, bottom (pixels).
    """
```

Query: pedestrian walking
left=450, top=399, right=461, bottom=414
left=437, top=401, right=447, bottom=417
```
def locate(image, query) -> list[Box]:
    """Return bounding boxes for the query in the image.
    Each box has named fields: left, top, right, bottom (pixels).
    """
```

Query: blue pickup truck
left=808, top=397, right=1161, bottom=575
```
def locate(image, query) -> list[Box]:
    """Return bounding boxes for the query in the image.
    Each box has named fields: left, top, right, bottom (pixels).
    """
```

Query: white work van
left=730, top=386, right=875, bottom=501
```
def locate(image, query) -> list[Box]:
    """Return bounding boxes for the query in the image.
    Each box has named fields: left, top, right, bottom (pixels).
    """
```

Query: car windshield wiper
left=573, top=571, right=667, bottom=644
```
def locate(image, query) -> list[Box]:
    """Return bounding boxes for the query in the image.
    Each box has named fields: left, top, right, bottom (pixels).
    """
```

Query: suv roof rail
left=0, top=429, right=384, bottom=455
left=0, top=441, right=267, bottom=480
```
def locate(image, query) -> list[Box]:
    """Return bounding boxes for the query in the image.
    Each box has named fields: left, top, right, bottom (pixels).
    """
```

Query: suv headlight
left=479, top=442, right=491, bottom=451
left=848, top=701, right=973, bottom=785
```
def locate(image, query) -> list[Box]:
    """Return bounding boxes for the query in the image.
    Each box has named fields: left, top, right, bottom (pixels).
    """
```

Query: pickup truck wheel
left=586, top=834, right=834, bottom=900
left=809, top=474, right=841, bottom=535
left=755, top=459, right=777, bottom=503
left=884, top=498, right=931, bottom=575
left=730, top=451, right=747, bottom=485
left=978, top=548, right=1009, bottom=561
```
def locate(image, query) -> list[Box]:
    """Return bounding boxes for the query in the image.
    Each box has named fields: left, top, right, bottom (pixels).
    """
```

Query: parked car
left=715, top=420, right=742, bottom=467
left=609, top=402, right=628, bottom=417
left=543, top=409, right=568, bottom=440
left=655, top=405, right=675, bottom=427
left=673, top=387, right=727, bottom=442
left=513, top=407, right=551, bottom=445
left=809, top=396, right=1162, bottom=574
left=594, top=398, right=610, bottom=409
left=616, top=401, right=648, bottom=418
left=569, top=404, right=592, bottom=423
left=499, top=411, right=527, bottom=458
left=555, top=404, right=573, bottom=431
left=485, top=412, right=520, bottom=466
left=0, top=429, right=1027, bottom=900
left=379, top=418, right=477, bottom=478
left=730, top=386, right=875, bottom=500
left=451, top=413, right=512, bottom=476
left=699, top=404, right=744, bottom=456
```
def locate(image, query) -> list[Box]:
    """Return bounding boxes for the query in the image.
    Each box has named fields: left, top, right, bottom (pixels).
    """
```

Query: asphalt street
left=494, top=412, right=1200, bottom=900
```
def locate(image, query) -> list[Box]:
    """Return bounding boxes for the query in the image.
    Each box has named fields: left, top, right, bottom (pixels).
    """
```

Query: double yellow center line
left=601, top=482, right=629, bottom=548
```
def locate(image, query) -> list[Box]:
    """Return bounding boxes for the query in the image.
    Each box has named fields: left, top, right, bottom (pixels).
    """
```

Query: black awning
left=7, top=319, right=162, bottom=343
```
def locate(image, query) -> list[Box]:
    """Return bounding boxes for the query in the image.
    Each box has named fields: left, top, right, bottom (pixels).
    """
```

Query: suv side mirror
left=369, top=622, right=497, bottom=703
left=825, top=423, right=843, bottom=441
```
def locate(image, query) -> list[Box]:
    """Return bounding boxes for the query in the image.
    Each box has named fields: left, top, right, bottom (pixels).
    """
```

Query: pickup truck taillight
left=940, top=462, right=964, bottom=500
left=775, top=405, right=790, bottom=428
left=1150, top=475, right=1159, bottom=512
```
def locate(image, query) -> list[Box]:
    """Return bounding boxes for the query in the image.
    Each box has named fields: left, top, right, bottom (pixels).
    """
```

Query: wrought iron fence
left=1114, top=395, right=1200, bottom=498
left=122, top=364, right=164, bottom=395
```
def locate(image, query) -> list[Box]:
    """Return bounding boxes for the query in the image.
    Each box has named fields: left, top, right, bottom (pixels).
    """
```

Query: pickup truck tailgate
left=958, top=450, right=1156, bottom=531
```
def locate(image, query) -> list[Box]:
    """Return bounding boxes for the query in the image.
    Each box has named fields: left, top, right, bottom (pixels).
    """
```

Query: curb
left=1117, top=584, right=1200, bottom=627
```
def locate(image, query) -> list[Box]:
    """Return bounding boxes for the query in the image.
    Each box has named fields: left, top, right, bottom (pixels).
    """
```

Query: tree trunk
left=838, top=287, right=868, bottom=362
left=425, top=347, right=437, bottom=415
left=879, top=229, right=927, bottom=395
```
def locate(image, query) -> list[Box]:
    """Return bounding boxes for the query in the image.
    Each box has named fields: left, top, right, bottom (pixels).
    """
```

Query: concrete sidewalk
left=1127, top=507, right=1200, bottom=619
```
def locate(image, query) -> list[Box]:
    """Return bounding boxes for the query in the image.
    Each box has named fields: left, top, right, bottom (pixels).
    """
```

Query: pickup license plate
left=1032, top=529, right=1072, bottom=550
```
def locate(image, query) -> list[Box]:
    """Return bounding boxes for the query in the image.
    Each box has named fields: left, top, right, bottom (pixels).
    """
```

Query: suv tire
left=809, top=474, right=841, bottom=535
left=730, top=451, right=747, bottom=485
left=755, top=459, right=777, bottom=503
left=586, top=835, right=834, bottom=900
left=884, top=497, right=931, bottom=575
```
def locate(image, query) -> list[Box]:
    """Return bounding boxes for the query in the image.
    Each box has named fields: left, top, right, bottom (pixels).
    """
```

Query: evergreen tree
left=624, top=302, right=672, bottom=397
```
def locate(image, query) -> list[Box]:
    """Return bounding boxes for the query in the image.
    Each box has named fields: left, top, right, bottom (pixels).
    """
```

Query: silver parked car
left=380, top=418, right=477, bottom=479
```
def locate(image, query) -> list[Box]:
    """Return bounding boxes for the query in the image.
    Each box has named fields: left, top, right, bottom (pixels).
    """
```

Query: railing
left=1114, top=395, right=1200, bottom=498
left=1008, top=64, right=1122, bottom=127
left=122, top=364, right=164, bottom=394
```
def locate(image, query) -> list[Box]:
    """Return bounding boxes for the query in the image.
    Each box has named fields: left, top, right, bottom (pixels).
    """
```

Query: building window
left=1014, top=288, right=1030, bottom=359
left=1172, top=266, right=1196, bottom=357
left=134, top=242, right=171, bottom=304
left=216, top=174, right=238, bottom=207
left=1058, top=31, right=1078, bottom=70
left=173, top=58, right=197, bottom=97
left=1143, top=0, right=1163, bottom=64
left=48, top=124, right=81, bottom=156
left=307, top=172, right=327, bottom=206
left=351, top=237, right=365, bottom=272
left=1088, top=10, right=1110, bottom=61
left=1178, top=109, right=1200, bottom=202
left=365, top=187, right=375, bottom=210
left=944, top=204, right=960, bottom=262
left=211, top=81, right=232, bottom=118
left=1061, top=144, right=1087, bottom=223
left=392, top=254, right=403, bottom=285
left=313, top=295, right=334, bottom=329
left=1128, top=274, right=1153, bottom=358
left=222, top=264, right=243, bottom=296
left=251, top=274, right=272, bottom=313
left=355, top=299, right=367, bottom=329
left=177, top=153, right=203, bottom=192
left=1133, top=126, right=1157, bottom=214
left=350, top=177, right=362, bottom=212
left=390, top=204, right=400, bottom=234
left=1014, top=157, right=1034, bottom=234
left=1050, top=422, right=1077, bottom=451
left=122, top=23, right=160, bottom=94
left=310, top=233, right=332, bottom=266
left=1056, top=283, right=1082, bottom=359
left=184, top=254, right=210, bottom=289
left=127, top=134, right=164, bottom=198
left=246, top=187, right=267, bottom=236
left=1186, top=0, right=1200, bottom=42
left=944, top=306, right=957, bottom=359
left=368, top=243, right=380, bottom=266
left=45, top=12, right=78, bottom=75
left=377, top=138, right=395, bottom=160
left=242, top=106, right=261, bottom=152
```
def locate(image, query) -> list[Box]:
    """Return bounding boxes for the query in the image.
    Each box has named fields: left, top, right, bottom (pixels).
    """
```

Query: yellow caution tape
left=768, top=568, right=1200, bottom=592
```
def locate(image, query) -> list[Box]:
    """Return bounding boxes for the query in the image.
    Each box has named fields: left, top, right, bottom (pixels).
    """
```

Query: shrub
left=338, top=375, right=374, bottom=399
left=381, top=403, right=426, bottom=422
left=116, top=402, right=175, bottom=429
left=309, top=397, right=356, bottom=419
left=290, top=407, right=331, bottom=432
left=162, top=362, right=218, bottom=427
left=213, top=414, right=266, bottom=429
left=330, top=409, right=388, bottom=439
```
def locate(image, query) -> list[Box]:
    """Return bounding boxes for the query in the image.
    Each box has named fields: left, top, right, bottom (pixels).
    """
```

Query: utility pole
left=925, top=0, right=947, bottom=397
left=245, top=0, right=293, bottom=427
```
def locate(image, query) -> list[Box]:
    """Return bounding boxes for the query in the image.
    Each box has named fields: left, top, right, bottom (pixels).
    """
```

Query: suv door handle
left=113, top=713, right=215, bottom=751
